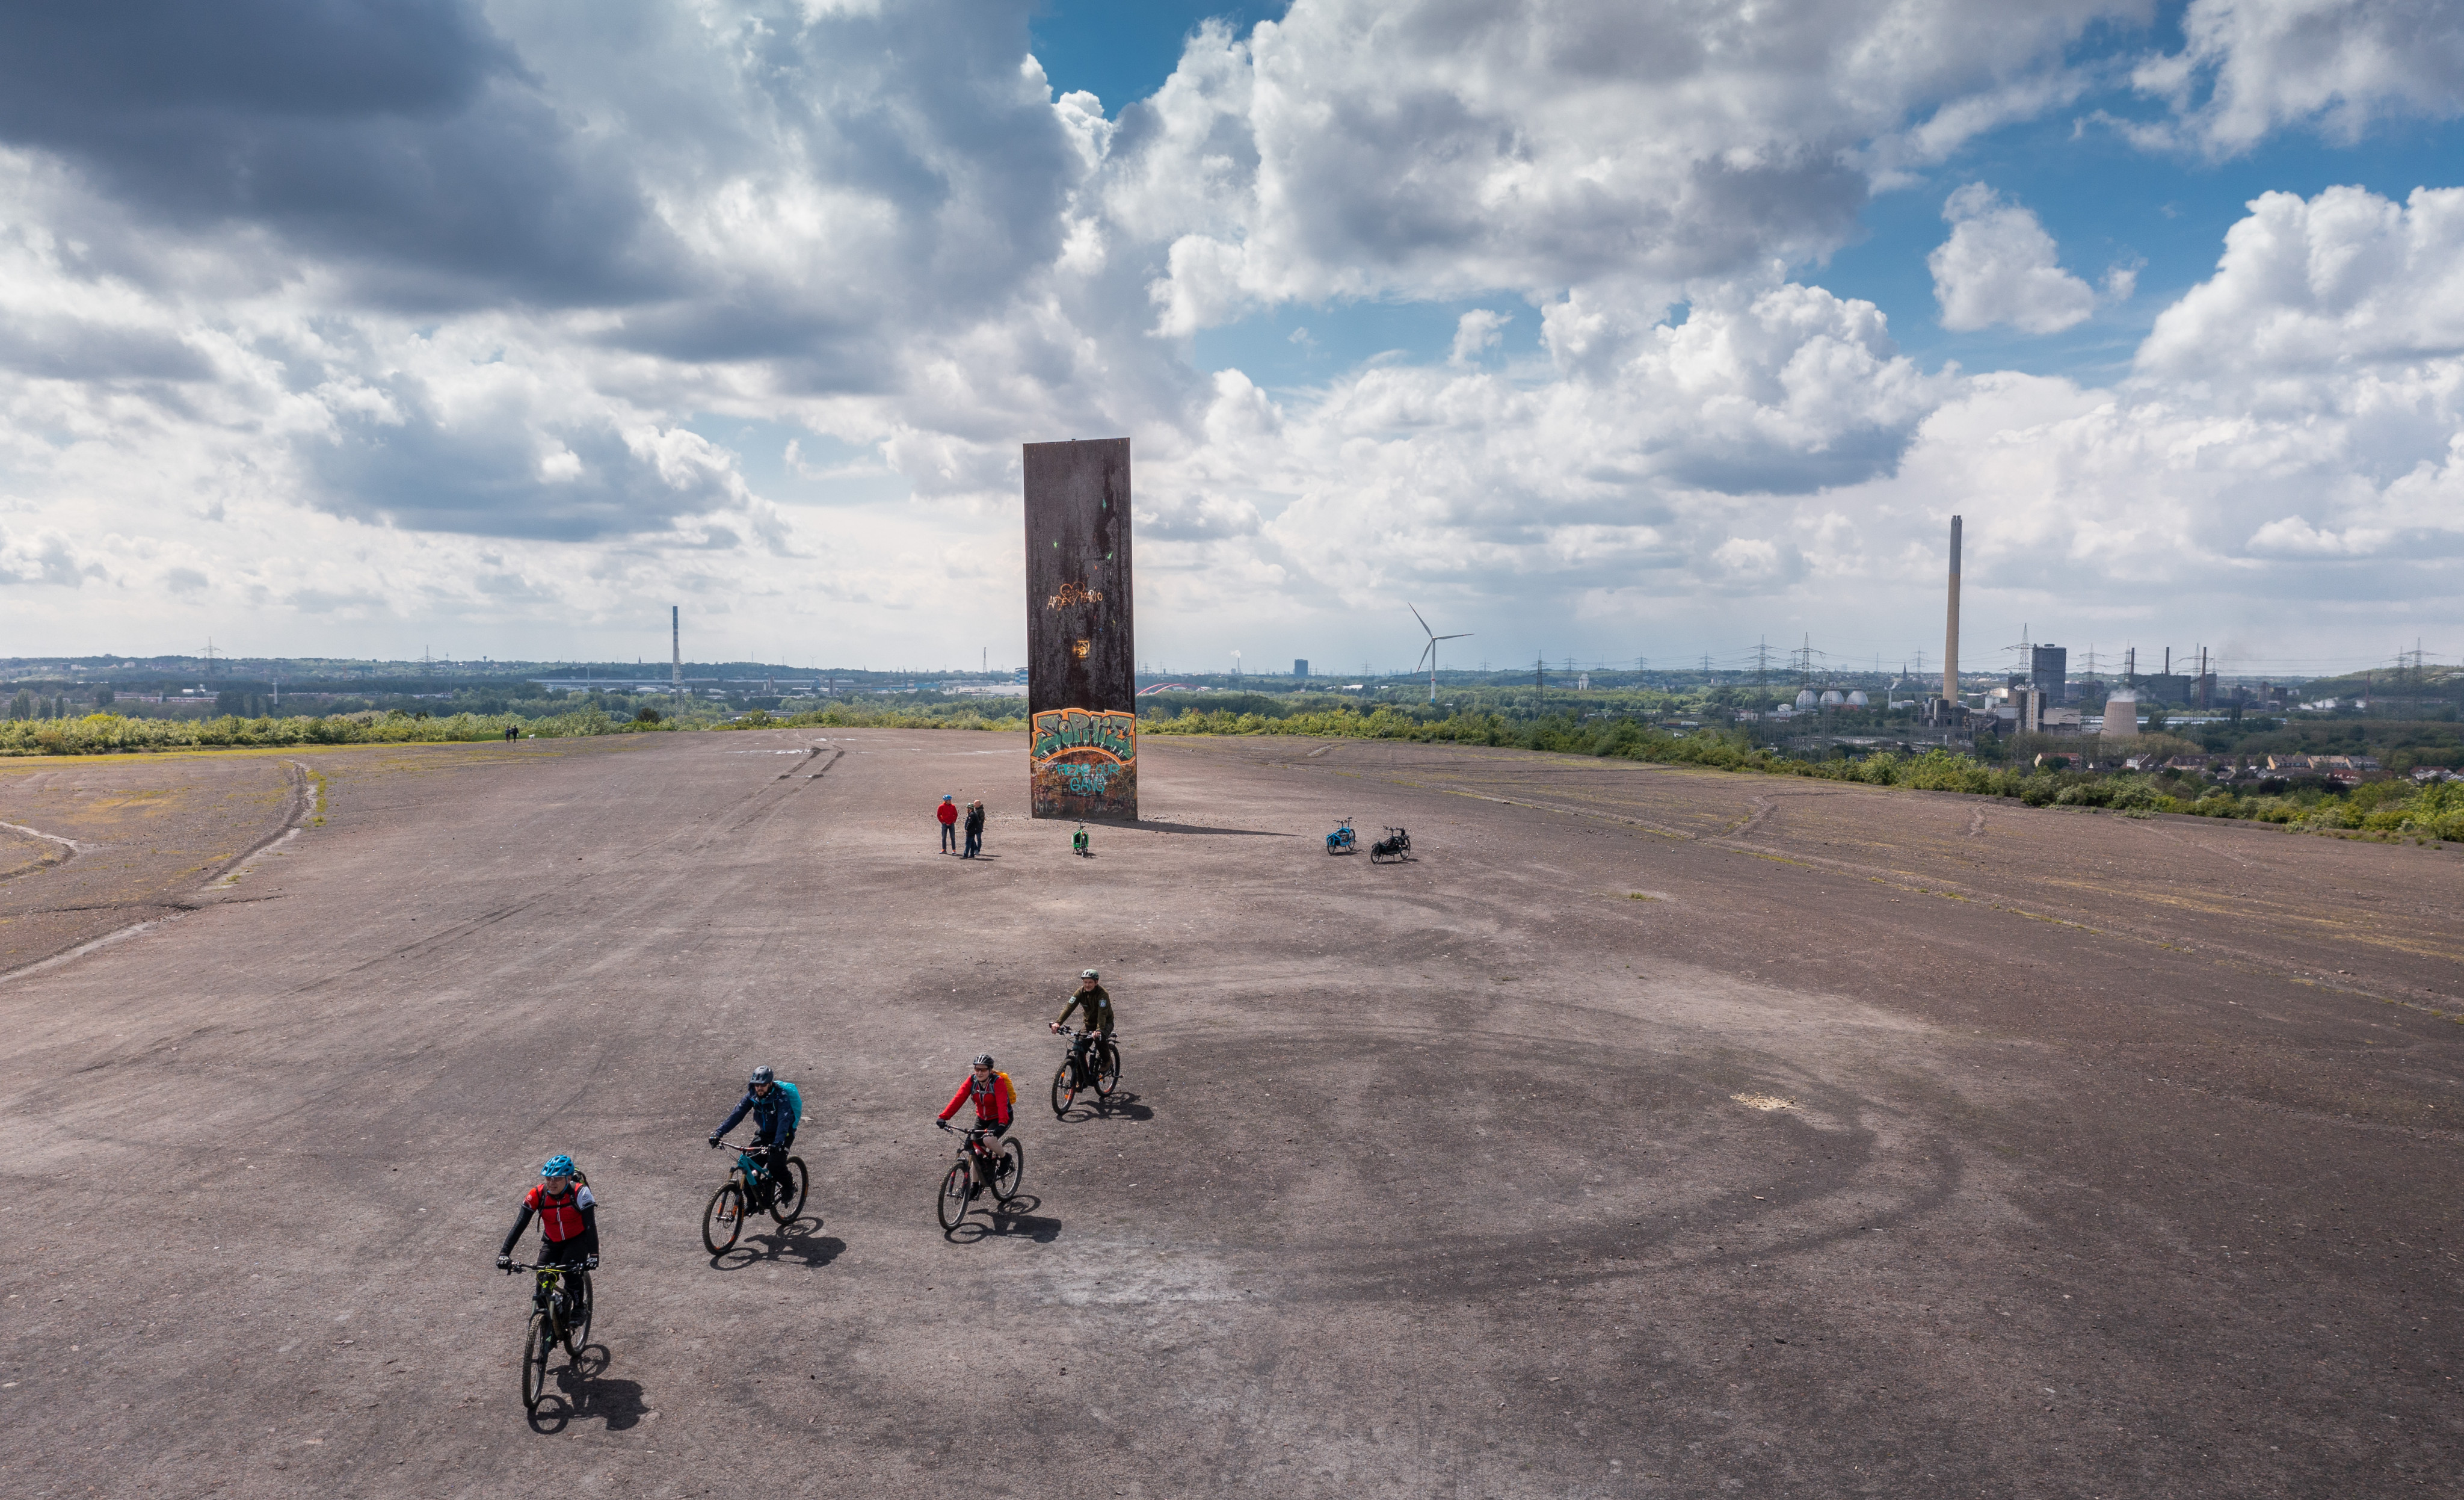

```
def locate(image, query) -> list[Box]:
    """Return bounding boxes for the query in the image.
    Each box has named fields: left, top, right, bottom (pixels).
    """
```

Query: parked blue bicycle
left=1325, top=818, right=1356, bottom=855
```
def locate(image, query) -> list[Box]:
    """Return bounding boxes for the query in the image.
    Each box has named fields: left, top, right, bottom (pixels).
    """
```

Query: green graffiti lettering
left=1031, top=708, right=1136, bottom=764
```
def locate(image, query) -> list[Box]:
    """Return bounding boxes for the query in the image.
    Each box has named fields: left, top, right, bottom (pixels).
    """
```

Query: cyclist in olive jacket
left=1050, top=968, right=1115, bottom=1076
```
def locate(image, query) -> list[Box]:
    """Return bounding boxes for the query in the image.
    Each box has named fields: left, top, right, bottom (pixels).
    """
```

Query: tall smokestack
left=1942, top=515, right=1962, bottom=705
left=671, top=605, right=681, bottom=691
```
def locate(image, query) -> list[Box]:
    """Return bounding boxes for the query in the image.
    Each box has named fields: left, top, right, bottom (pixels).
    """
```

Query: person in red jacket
left=936, top=794, right=959, bottom=854
left=495, top=1155, right=599, bottom=1317
left=937, top=1053, right=1015, bottom=1194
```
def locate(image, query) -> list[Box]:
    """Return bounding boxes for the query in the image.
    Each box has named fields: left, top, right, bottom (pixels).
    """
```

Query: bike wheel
left=702, top=1184, right=745, bottom=1255
left=993, top=1137, right=1025, bottom=1203
left=1094, top=1042, right=1121, bottom=1097
left=1050, top=1062, right=1077, bottom=1119
left=937, top=1161, right=972, bottom=1232
left=770, top=1158, right=808, bottom=1224
left=563, top=1274, right=593, bottom=1354
left=522, top=1310, right=553, bottom=1411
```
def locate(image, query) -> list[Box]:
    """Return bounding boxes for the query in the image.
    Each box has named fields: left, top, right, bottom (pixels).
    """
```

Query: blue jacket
left=716, top=1083, right=798, bottom=1146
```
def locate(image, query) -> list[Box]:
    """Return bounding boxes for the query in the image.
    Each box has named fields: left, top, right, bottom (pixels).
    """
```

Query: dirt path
left=0, top=752, right=318, bottom=978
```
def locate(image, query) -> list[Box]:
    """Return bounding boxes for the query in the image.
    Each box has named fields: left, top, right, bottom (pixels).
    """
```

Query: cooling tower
left=2104, top=689, right=2140, bottom=738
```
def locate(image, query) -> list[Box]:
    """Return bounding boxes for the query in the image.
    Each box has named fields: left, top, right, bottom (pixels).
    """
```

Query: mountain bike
left=505, top=1259, right=593, bottom=1412
left=1325, top=818, right=1355, bottom=854
left=1050, top=1026, right=1121, bottom=1117
left=702, top=1137, right=809, bottom=1253
left=1369, top=826, right=1411, bottom=863
left=935, top=1122, right=1023, bottom=1233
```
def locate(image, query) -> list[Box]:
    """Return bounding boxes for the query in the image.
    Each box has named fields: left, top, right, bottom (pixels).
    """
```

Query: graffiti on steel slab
left=1031, top=708, right=1136, bottom=765
left=1055, top=761, right=1120, bottom=794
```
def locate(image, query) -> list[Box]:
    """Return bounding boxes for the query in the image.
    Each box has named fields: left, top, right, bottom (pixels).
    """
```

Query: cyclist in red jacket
left=937, top=1053, right=1015, bottom=1193
left=495, top=1155, right=599, bottom=1313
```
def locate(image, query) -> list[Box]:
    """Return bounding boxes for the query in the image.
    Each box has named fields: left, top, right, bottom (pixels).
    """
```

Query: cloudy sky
left=2, top=0, right=2460, bottom=679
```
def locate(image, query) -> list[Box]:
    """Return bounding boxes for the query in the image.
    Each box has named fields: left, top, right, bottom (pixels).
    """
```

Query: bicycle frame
left=507, top=1262, right=582, bottom=1324
left=1056, top=1026, right=1094, bottom=1086
left=713, top=1138, right=780, bottom=1193
left=944, top=1123, right=1005, bottom=1183
left=1059, top=1026, right=1120, bottom=1082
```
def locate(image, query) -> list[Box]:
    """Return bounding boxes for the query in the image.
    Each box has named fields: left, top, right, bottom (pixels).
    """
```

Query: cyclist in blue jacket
left=709, top=1065, right=800, bottom=1206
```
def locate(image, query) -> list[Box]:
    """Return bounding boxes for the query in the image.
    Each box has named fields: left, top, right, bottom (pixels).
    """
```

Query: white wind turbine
left=1410, top=605, right=1471, bottom=705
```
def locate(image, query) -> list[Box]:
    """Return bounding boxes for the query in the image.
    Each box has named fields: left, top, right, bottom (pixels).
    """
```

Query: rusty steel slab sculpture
left=1023, top=437, right=1136, bottom=821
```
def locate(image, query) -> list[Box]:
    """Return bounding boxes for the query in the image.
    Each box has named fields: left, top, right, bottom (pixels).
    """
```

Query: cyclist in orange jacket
left=937, top=1053, right=1015, bottom=1194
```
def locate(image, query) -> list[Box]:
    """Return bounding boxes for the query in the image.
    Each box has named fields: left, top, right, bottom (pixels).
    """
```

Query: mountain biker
left=494, top=1155, right=599, bottom=1307
left=937, top=1053, right=1016, bottom=1193
left=1050, top=969, right=1115, bottom=1077
left=709, top=1066, right=800, bottom=1202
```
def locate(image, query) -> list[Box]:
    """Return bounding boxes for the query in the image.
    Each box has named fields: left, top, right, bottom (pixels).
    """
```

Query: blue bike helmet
left=749, top=1065, right=775, bottom=1087
left=541, top=1155, right=575, bottom=1179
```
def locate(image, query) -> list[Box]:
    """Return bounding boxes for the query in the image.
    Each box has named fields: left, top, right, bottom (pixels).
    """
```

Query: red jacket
left=937, top=801, right=959, bottom=825
left=525, top=1181, right=594, bottom=1244
left=939, top=1071, right=1015, bottom=1126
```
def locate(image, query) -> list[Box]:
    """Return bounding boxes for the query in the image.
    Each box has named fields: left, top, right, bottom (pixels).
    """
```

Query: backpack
left=777, top=1080, right=803, bottom=1129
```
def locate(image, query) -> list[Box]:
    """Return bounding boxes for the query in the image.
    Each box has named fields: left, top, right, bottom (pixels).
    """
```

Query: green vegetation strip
left=0, top=700, right=1026, bottom=758
left=1143, top=705, right=2464, bottom=844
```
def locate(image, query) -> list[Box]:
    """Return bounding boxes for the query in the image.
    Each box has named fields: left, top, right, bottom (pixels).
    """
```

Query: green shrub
left=0, top=709, right=629, bottom=756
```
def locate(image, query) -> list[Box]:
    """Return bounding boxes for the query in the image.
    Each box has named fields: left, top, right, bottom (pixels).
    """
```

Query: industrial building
left=2031, top=644, right=2068, bottom=706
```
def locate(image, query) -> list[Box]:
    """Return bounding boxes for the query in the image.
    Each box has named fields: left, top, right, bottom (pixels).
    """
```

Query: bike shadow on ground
left=1122, top=820, right=1295, bottom=838
left=527, top=1347, right=648, bottom=1435
left=1058, top=1089, right=1153, bottom=1123
left=947, top=1193, right=1062, bottom=1245
left=710, top=1221, right=846, bottom=1271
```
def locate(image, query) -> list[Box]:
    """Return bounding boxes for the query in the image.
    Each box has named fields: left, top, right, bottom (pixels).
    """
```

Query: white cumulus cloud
left=0, top=0, right=2456, bottom=668
left=2138, top=184, right=2464, bottom=383
left=1116, top=0, right=2131, bottom=327
left=2131, top=0, right=2464, bottom=155
left=1927, top=184, right=2099, bottom=334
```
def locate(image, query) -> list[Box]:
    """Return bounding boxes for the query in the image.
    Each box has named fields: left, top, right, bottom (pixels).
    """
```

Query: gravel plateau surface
left=2, top=729, right=2456, bottom=1498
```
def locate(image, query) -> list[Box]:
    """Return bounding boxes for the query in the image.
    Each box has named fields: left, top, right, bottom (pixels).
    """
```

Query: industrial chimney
left=1941, top=515, right=1962, bottom=706
left=671, top=605, right=682, bottom=691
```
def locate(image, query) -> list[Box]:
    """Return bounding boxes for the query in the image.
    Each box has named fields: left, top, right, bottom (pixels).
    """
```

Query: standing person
left=1050, top=969, right=1116, bottom=1076
left=937, top=794, right=959, bottom=854
left=962, top=800, right=985, bottom=859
